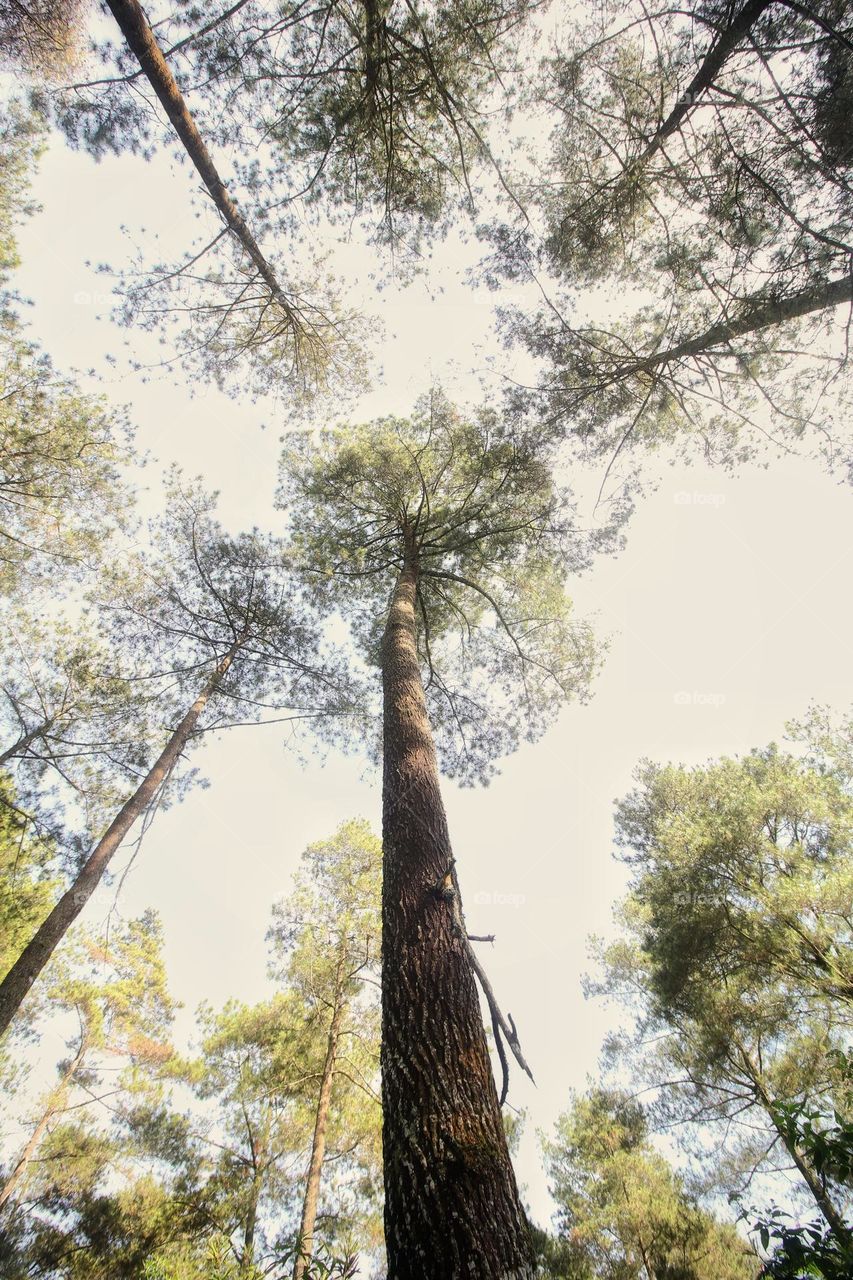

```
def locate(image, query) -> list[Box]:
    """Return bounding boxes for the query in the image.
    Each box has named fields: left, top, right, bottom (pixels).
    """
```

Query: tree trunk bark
left=104, top=0, right=299, bottom=326
left=0, top=1030, right=88, bottom=1212
left=379, top=529, right=534, bottom=1280
left=606, top=272, right=853, bottom=384
left=241, top=1165, right=263, bottom=1274
left=292, top=973, right=347, bottom=1280
left=0, top=642, right=241, bottom=1039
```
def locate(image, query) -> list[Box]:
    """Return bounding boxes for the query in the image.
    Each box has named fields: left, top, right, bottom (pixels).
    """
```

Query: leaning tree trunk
left=0, top=641, right=242, bottom=1038
left=379, top=528, right=534, bottom=1280
left=0, top=717, right=54, bottom=768
left=0, top=1029, right=88, bottom=1212
left=104, top=0, right=304, bottom=336
left=738, top=1041, right=849, bottom=1242
left=637, top=0, right=775, bottom=164
left=611, top=272, right=853, bottom=385
left=293, top=966, right=347, bottom=1280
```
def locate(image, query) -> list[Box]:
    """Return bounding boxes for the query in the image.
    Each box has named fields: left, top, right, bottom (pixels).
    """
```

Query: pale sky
left=6, top=100, right=853, bottom=1232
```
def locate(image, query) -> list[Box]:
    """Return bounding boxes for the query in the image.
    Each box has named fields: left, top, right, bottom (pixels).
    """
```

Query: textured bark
left=104, top=0, right=300, bottom=324
left=0, top=1030, right=87, bottom=1212
left=292, top=972, right=346, bottom=1280
left=241, top=1155, right=263, bottom=1274
left=0, top=643, right=240, bottom=1039
left=380, top=528, right=534, bottom=1280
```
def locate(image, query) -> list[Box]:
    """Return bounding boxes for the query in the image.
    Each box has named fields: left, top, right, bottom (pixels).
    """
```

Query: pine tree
left=279, top=389, right=606, bottom=1278
left=0, top=481, right=359, bottom=1037
left=597, top=723, right=853, bottom=1242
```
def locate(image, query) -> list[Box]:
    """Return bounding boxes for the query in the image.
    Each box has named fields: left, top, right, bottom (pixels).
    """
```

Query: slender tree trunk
left=636, top=0, right=775, bottom=165
left=0, top=719, right=53, bottom=768
left=104, top=0, right=303, bottom=332
left=738, top=1041, right=849, bottom=1240
left=607, top=272, right=853, bottom=385
left=0, top=1031, right=87, bottom=1212
left=379, top=528, right=534, bottom=1280
left=0, top=642, right=241, bottom=1039
left=292, top=973, right=347, bottom=1280
left=241, top=1164, right=263, bottom=1274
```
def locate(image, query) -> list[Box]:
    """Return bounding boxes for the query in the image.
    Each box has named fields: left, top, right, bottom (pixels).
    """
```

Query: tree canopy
left=279, top=389, right=606, bottom=783
left=542, top=1088, right=759, bottom=1279
left=595, top=720, right=853, bottom=1249
left=484, top=0, right=853, bottom=495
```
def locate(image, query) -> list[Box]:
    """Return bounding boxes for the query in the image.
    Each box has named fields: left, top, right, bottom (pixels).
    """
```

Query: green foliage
left=745, top=1053, right=853, bottom=1278
left=60, top=0, right=535, bottom=250
left=96, top=475, right=360, bottom=749
left=268, top=818, right=384, bottom=1262
left=753, top=1211, right=853, bottom=1280
left=0, top=911, right=178, bottom=1270
left=0, top=2, right=88, bottom=79
left=0, top=102, right=44, bottom=299
left=543, top=1088, right=759, bottom=1279
left=22, top=822, right=384, bottom=1279
left=0, top=327, right=134, bottom=594
left=0, top=101, right=134, bottom=595
left=49, top=1, right=540, bottom=398
left=487, top=0, right=853, bottom=487
left=615, top=743, right=853, bottom=1024
left=0, top=329, right=133, bottom=594
left=0, top=773, right=58, bottom=980
left=0, top=609, right=168, bottom=850
left=279, top=388, right=607, bottom=783
left=269, top=816, right=382, bottom=996
left=597, top=715, right=853, bottom=1225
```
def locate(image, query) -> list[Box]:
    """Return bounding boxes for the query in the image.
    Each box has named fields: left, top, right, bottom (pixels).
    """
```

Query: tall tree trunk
left=0, top=1030, right=87, bottom=1212
left=104, top=0, right=305, bottom=339
left=379, top=528, right=534, bottom=1280
left=292, top=970, right=347, bottom=1280
left=0, top=642, right=241, bottom=1039
left=241, top=1163, right=263, bottom=1274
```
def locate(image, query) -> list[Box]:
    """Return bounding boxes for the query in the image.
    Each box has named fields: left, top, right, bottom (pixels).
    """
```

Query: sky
left=4, top=64, right=853, bottom=1235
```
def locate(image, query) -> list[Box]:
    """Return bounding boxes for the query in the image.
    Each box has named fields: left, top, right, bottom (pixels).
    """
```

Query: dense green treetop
left=595, top=717, right=853, bottom=1205
left=278, top=389, right=610, bottom=782
left=613, top=737, right=853, bottom=1027
left=543, top=1088, right=759, bottom=1279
